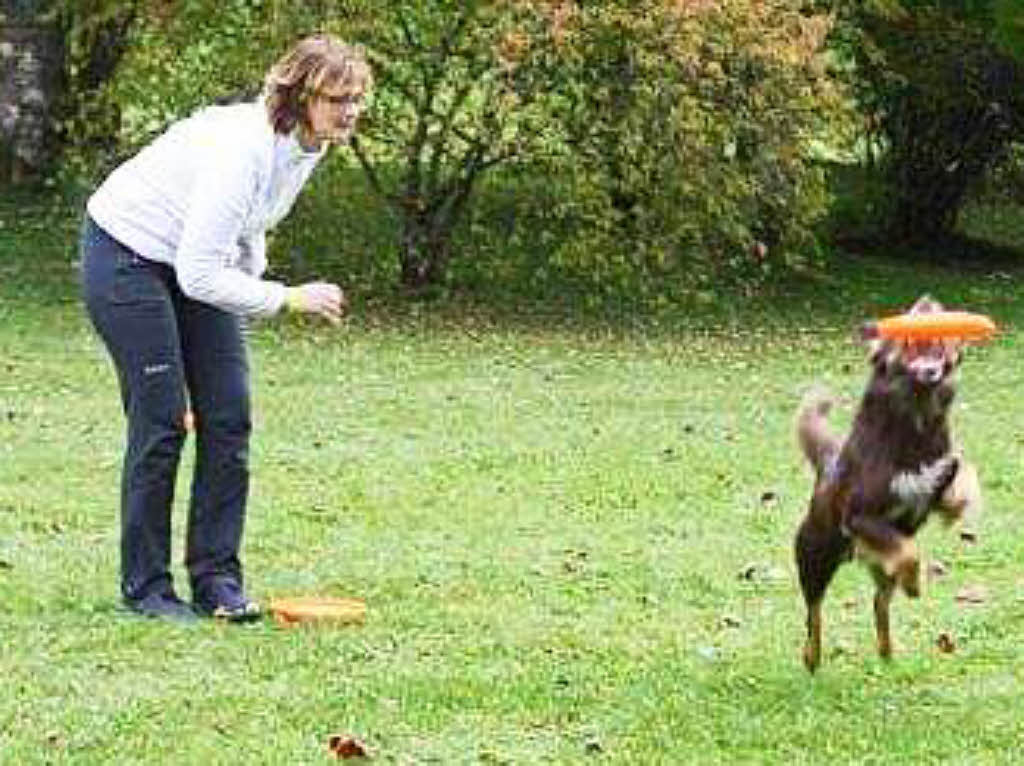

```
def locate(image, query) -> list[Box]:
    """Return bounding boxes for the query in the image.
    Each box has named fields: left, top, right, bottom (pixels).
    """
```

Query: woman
left=81, top=35, right=371, bottom=622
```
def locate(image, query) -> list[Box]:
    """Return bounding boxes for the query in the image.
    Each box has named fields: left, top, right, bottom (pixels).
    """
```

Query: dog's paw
left=802, top=643, right=820, bottom=673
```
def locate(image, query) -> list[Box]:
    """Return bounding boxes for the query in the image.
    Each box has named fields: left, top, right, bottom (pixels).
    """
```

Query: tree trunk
left=0, top=19, right=63, bottom=183
left=398, top=213, right=451, bottom=291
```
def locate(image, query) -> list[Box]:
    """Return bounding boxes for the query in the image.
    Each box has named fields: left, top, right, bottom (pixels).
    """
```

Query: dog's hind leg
left=870, top=567, right=897, bottom=659
left=795, top=519, right=848, bottom=672
left=804, top=600, right=824, bottom=673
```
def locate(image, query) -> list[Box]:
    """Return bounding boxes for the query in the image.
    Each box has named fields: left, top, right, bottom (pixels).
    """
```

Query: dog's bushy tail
left=796, top=387, right=841, bottom=476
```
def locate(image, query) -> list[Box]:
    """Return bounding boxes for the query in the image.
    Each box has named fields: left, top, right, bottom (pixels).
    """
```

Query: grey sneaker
left=192, top=575, right=261, bottom=623
left=125, top=590, right=197, bottom=622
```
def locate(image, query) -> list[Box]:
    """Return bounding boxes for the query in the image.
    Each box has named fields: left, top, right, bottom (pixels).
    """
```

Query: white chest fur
left=888, top=455, right=957, bottom=523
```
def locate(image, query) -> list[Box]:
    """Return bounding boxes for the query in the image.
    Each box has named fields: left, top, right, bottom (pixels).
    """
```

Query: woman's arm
left=176, top=141, right=286, bottom=316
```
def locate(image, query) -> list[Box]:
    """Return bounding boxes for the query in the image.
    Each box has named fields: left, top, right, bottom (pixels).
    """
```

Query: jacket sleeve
left=237, top=230, right=268, bottom=278
left=175, top=140, right=287, bottom=317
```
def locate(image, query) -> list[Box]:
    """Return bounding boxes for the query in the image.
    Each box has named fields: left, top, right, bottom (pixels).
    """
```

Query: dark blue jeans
left=80, top=215, right=252, bottom=603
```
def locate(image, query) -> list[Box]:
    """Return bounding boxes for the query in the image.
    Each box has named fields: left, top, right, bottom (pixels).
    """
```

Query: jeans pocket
left=110, top=255, right=168, bottom=305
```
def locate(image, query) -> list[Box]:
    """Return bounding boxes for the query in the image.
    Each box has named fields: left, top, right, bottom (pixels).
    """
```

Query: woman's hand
left=285, top=282, right=346, bottom=324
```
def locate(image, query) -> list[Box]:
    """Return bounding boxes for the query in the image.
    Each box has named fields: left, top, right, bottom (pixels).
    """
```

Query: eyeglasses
left=317, top=91, right=364, bottom=108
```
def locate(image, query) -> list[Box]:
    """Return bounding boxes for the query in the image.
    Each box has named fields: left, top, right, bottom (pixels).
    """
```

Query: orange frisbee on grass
left=269, top=596, right=366, bottom=627
left=863, top=311, right=996, bottom=342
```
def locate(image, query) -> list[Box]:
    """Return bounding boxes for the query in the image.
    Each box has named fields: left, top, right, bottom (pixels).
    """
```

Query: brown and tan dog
left=794, top=295, right=982, bottom=672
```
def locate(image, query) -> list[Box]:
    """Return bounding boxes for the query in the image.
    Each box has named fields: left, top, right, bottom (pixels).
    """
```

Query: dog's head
left=866, top=295, right=962, bottom=405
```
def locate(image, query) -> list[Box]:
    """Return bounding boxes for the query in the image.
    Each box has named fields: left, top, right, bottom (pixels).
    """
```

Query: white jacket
left=87, top=100, right=325, bottom=317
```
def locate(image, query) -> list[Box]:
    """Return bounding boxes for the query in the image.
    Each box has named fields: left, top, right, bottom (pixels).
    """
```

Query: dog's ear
left=868, top=337, right=896, bottom=374
left=857, top=321, right=892, bottom=376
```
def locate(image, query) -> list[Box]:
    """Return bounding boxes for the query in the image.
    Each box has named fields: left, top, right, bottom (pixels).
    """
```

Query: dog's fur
left=794, top=295, right=982, bottom=672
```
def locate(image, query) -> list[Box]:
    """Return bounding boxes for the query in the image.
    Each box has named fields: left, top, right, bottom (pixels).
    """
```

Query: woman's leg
left=175, top=296, right=259, bottom=620
left=80, top=216, right=192, bottom=616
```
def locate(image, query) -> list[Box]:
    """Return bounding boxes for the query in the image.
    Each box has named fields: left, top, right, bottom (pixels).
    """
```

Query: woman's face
left=301, top=81, right=366, bottom=149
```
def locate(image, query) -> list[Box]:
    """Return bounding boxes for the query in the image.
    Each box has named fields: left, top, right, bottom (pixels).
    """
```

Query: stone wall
left=0, top=20, right=63, bottom=182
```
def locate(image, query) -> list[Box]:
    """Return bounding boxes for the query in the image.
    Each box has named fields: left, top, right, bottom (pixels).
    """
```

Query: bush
left=528, top=0, right=854, bottom=306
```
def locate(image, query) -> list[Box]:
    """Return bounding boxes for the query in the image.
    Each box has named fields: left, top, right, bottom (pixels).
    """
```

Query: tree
left=343, top=0, right=568, bottom=292
left=1, top=0, right=63, bottom=182
left=824, top=0, right=1024, bottom=243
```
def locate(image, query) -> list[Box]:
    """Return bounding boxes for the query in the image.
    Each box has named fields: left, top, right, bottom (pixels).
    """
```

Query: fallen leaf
left=955, top=585, right=988, bottom=605
left=738, top=563, right=785, bottom=583
left=328, top=735, right=368, bottom=759
left=927, top=560, right=949, bottom=581
left=936, top=632, right=956, bottom=653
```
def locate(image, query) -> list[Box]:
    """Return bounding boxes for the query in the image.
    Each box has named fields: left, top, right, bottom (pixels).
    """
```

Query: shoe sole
left=199, top=603, right=263, bottom=623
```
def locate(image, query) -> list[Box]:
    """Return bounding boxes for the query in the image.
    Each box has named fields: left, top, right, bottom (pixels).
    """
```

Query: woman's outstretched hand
left=285, top=282, right=347, bottom=324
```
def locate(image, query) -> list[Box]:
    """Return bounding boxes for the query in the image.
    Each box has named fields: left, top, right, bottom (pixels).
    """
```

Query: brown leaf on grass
left=328, top=735, right=368, bottom=759
left=737, top=563, right=785, bottom=583
left=936, top=632, right=956, bottom=653
left=720, top=614, right=742, bottom=629
left=955, top=585, right=988, bottom=606
left=926, top=560, right=949, bottom=581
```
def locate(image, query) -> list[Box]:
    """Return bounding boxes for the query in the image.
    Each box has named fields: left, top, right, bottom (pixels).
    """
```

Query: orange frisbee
left=865, top=311, right=996, bottom=342
left=269, top=596, right=366, bottom=627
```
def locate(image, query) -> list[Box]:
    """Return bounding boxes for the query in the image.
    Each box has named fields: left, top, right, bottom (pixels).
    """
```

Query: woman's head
left=264, top=34, right=372, bottom=147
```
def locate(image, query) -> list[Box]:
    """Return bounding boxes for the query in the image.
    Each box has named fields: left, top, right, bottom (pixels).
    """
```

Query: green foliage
left=822, top=0, right=1024, bottom=245
left=983, top=141, right=1024, bottom=206
left=876, top=0, right=1024, bottom=61
left=54, top=0, right=350, bottom=185
left=531, top=0, right=853, bottom=305
left=992, top=0, right=1024, bottom=62
left=881, top=15, right=1020, bottom=240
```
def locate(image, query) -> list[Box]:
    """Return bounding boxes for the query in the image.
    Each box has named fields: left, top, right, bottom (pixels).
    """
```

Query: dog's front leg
left=938, top=459, right=982, bottom=542
left=845, top=514, right=921, bottom=598
left=870, top=567, right=897, bottom=659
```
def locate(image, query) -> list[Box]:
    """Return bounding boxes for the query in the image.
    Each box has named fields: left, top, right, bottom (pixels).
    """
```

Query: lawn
left=2, top=190, right=1023, bottom=763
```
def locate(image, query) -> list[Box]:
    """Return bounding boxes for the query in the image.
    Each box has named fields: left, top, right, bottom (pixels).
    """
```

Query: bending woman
left=80, top=35, right=370, bottom=622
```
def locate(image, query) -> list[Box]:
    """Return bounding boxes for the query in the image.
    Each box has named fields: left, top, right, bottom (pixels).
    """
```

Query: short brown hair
left=263, top=35, right=372, bottom=135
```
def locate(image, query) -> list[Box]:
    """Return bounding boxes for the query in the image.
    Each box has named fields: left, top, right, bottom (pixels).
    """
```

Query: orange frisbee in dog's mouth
left=269, top=596, right=366, bottom=627
left=864, top=311, right=996, bottom=342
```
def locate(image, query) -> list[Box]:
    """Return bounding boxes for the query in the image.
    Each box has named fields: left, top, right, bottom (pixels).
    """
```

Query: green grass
left=2, top=189, right=1024, bottom=763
